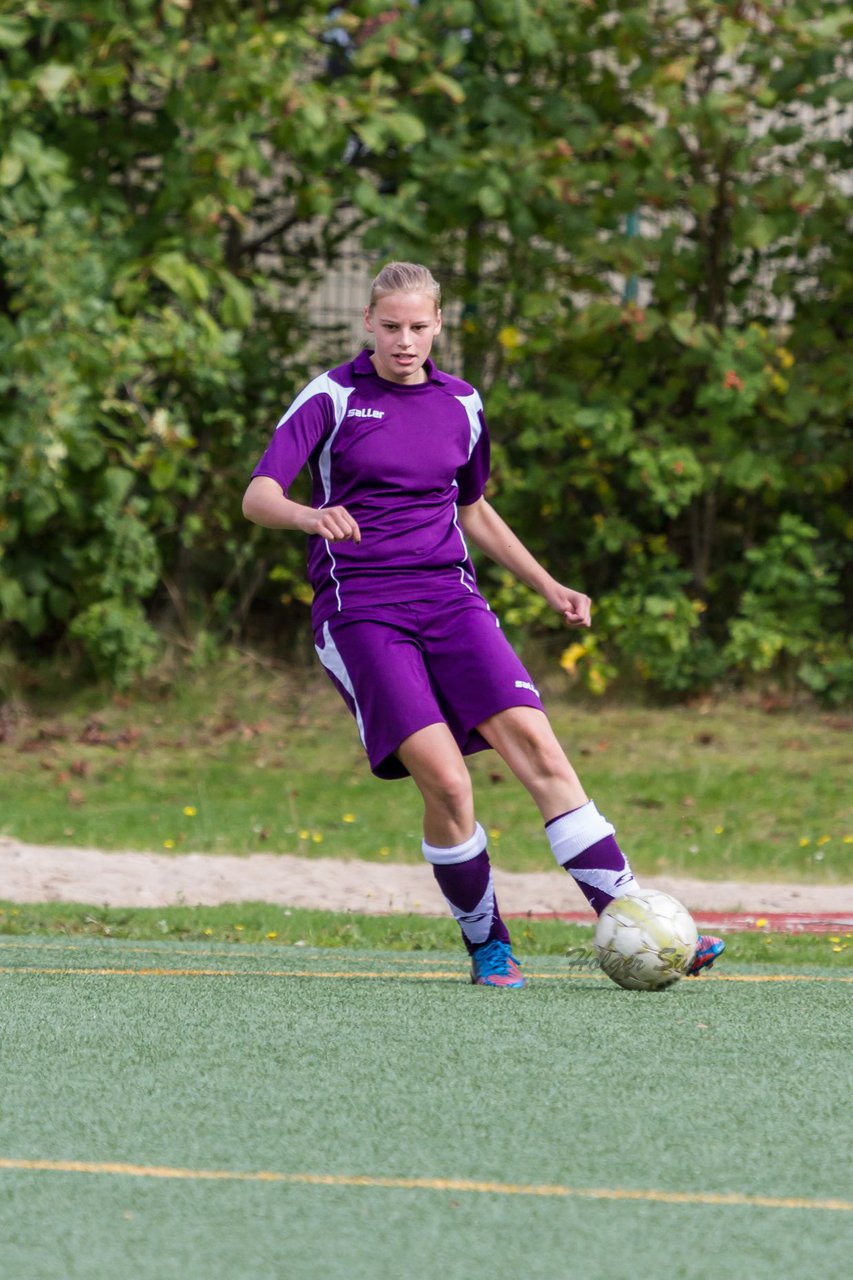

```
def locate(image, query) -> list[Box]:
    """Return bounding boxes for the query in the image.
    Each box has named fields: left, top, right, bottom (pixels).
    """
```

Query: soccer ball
left=594, top=890, right=699, bottom=991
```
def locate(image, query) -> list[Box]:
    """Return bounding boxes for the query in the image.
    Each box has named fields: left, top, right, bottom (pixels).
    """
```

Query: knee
left=421, top=757, right=473, bottom=816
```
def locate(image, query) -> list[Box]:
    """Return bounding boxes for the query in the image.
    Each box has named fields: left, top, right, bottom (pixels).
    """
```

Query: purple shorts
left=313, top=590, right=545, bottom=779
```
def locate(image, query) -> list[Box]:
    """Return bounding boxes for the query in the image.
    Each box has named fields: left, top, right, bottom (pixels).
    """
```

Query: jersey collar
left=354, top=349, right=447, bottom=385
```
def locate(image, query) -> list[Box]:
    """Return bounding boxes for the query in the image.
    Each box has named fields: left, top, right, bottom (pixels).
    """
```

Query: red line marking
left=504, top=911, right=853, bottom=934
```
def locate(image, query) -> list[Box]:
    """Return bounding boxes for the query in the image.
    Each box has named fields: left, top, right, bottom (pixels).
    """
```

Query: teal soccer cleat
left=470, top=938, right=526, bottom=988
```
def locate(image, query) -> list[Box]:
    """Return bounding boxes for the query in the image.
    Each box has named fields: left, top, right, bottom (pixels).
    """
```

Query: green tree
left=336, top=0, right=851, bottom=698
left=0, top=1, right=388, bottom=681
left=1, top=1, right=849, bottom=700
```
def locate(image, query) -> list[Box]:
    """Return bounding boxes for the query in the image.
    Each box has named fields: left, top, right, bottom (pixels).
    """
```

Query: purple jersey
left=251, top=350, right=490, bottom=626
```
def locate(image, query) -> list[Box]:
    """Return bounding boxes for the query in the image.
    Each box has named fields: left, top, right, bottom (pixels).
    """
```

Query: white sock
left=545, top=801, right=615, bottom=866
left=421, top=823, right=487, bottom=866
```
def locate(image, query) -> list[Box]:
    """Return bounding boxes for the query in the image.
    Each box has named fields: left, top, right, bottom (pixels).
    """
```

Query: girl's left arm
left=458, top=497, right=591, bottom=628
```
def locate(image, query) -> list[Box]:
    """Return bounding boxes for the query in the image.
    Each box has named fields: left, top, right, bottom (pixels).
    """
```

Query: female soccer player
left=242, top=262, right=724, bottom=987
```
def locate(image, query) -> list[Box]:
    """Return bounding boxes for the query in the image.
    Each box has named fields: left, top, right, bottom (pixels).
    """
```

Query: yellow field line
left=0, top=939, right=447, bottom=965
left=0, top=964, right=851, bottom=984
left=706, top=972, right=853, bottom=983
left=0, top=965, right=462, bottom=980
left=0, top=1158, right=848, bottom=1212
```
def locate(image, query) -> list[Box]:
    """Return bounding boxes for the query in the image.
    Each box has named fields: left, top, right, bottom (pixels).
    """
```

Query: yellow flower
left=203, top=928, right=213, bottom=936
left=756, top=918, right=768, bottom=928
left=714, top=825, right=725, bottom=835
left=342, top=813, right=356, bottom=823
left=298, top=829, right=310, bottom=840
left=266, top=931, right=278, bottom=940
left=488, top=828, right=502, bottom=840
left=775, top=346, right=795, bottom=369
left=560, top=642, right=587, bottom=674
left=183, top=806, right=197, bottom=817
left=829, top=936, right=840, bottom=943
left=799, top=837, right=811, bottom=847
left=497, top=325, right=523, bottom=350
left=378, top=847, right=390, bottom=857
left=843, top=835, right=853, bottom=844
left=163, top=839, right=175, bottom=849
left=234, top=924, right=243, bottom=931
left=311, top=832, right=323, bottom=843
left=816, top=835, right=831, bottom=846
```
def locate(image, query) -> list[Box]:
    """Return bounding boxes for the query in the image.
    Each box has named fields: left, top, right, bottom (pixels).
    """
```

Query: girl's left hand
left=553, top=586, right=592, bottom=628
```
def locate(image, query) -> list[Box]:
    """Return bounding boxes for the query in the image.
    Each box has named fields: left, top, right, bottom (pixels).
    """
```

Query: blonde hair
left=368, top=261, right=441, bottom=312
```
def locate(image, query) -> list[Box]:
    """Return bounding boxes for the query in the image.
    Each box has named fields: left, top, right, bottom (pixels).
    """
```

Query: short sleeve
left=455, top=404, right=490, bottom=506
left=250, top=377, right=340, bottom=492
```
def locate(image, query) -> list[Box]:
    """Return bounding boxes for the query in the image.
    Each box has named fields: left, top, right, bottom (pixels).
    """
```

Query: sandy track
left=1, top=837, right=849, bottom=916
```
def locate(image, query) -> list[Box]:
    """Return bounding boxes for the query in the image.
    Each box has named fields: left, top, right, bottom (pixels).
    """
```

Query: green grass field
left=1, top=935, right=851, bottom=1280
left=2, top=666, right=851, bottom=1276
left=2, top=661, right=850, bottom=882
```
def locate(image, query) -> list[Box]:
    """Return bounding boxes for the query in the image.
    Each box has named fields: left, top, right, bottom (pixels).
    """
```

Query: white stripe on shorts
left=314, top=621, right=367, bottom=747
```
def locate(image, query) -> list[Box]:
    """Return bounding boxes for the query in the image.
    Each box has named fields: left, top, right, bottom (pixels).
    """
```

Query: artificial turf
left=1, top=936, right=851, bottom=1279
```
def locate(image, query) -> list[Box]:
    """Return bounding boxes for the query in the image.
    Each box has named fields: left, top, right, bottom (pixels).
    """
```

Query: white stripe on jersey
left=316, top=381, right=356, bottom=504
left=312, top=379, right=356, bottom=615
left=450, top=392, right=484, bottom=595
left=454, top=390, right=484, bottom=459
left=273, top=371, right=355, bottom=505
left=450, top=481, right=476, bottom=595
left=275, top=372, right=355, bottom=614
left=273, top=371, right=354, bottom=438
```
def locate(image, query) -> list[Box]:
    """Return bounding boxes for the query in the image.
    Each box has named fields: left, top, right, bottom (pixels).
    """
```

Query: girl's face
left=364, top=290, right=442, bottom=384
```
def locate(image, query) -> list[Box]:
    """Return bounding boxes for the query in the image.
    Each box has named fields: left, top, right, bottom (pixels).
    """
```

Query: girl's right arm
left=242, top=476, right=361, bottom=543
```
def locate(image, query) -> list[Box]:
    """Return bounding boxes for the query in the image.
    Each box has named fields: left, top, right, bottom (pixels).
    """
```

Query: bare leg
left=476, top=705, right=587, bottom=821
left=396, top=722, right=513, bottom=964
left=395, top=721, right=476, bottom=846
left=477, top=704, right=639, bottom=914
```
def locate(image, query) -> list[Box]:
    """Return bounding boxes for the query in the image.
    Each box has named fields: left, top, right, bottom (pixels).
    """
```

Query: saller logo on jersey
left=347, top=407, right=385, bottom=420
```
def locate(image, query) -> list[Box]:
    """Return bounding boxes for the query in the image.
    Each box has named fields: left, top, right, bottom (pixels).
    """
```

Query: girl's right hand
left=305, top=506, right=361, bottom=544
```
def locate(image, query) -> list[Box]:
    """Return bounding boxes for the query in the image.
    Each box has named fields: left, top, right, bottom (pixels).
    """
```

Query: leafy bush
left=1, top=0, right=849, bottom=699
left=68, top=601, right=160, bottom=690
left=351, top=0, right=850, bottom=700
left=724, top=514, right=847, bottom=701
